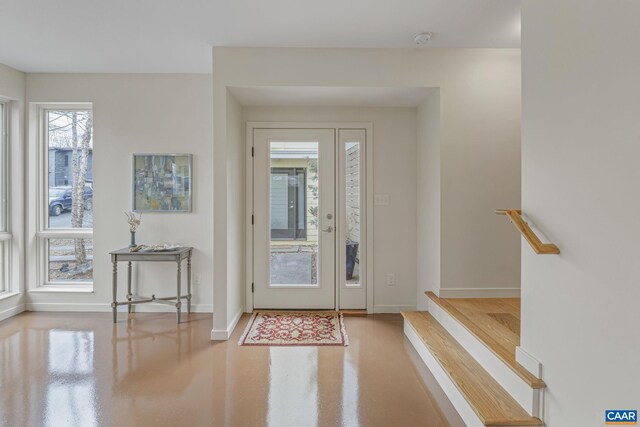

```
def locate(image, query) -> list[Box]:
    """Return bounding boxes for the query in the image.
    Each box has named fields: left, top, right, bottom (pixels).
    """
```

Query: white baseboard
left=210, top=308, right=244, bottom=341
left=0, top=304, right=25, bottom=321
left=516, top=346, right=543, bottom=379
left=373, top=304, right=416, bottom=313
left=438, top=287, right=520, bottom=298
left=26, top=303, right=111, bottom=312
left=26, top=302, right=213, bottom=313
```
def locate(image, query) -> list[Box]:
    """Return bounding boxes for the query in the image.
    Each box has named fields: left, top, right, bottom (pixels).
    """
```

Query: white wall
left=25, top=74, right=214, bottom=312
left=244, top=106, right=418, bottom=312
left=0, top=63, right=26, bottom=320
left=416, top=91, right=441, bottom=309
left=438, top=52, right=521, bottom=298
left=225, top=91, right=244, bottom=327
left=521, top=1, right=640, bottom=425
left=212, top=47, right=522, bottom=336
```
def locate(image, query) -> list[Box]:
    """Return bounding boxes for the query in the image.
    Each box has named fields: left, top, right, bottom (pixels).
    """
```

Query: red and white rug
left=238, top=311, right=349, bottom=346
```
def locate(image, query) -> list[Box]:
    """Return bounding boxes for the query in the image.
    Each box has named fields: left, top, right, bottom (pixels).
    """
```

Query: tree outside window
left=46, top=110, right=94, bottom=282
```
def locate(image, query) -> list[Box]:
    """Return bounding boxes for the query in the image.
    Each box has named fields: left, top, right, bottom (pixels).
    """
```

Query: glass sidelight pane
left=345, top=142, right=361, bottom=286
left=269, top=142, right=319, bottom=286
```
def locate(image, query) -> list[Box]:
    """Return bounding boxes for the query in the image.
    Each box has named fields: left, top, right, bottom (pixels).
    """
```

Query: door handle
left=321, top=226, right=334, bottom=233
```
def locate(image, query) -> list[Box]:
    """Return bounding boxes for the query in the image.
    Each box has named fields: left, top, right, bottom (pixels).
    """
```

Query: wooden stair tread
left=426, top=292, right=546, bottom=389
left=402, top=311, right=544, bottom=426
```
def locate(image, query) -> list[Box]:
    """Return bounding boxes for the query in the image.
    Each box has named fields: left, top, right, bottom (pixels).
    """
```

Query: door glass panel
left=269, top=142, right=318, bottom=286
left=345, top=142, right=361, bottom=286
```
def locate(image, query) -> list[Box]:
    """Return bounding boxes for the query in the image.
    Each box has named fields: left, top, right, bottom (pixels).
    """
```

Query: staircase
left=402, top=292, right=545, bottom=427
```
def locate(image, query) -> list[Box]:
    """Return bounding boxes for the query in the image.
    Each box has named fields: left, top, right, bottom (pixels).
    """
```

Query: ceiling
left=229, top=86, right=436, bottom=107
left=0, top=0, right=521, bottom=74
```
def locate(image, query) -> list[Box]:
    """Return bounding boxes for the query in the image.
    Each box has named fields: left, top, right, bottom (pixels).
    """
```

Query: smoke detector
left=413, top=32, right=433, bottom=45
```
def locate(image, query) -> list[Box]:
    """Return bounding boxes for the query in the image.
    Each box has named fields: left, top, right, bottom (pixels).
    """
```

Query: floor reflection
left=45, top=329, right=98, bottom=427
left=0, top=313, right=453, bottom=427
left=341, top=341, right=360, bottom=427
left=108, top=315, right=203, bottom=426
left=0, top=330, right=24, bottom=427
left=48, top=329, right=94, bottom=374
left=268, top=347, right=318, bottom=427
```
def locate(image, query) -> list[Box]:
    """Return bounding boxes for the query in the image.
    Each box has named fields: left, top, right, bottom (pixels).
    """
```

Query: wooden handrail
left=495, top=209, right=560, bottom=255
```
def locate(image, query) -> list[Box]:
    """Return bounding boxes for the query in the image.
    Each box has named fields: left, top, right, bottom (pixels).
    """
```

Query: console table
left=110, top=247, right=193, bottom=324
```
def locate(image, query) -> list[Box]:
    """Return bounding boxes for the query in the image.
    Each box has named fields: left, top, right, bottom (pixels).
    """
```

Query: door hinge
left=251, top=147, right=254, bottom=157
left=251, top=283, right=254, bottom=293
left=251, top=214, right=254, bottom=225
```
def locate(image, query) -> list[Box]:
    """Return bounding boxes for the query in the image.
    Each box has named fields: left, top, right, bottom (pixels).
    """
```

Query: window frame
left=36, top=104, right=94, bottom=289
left=0, top=99, right=11, bottom=295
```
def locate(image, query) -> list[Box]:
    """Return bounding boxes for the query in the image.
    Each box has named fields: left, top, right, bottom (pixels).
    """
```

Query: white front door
left=253, top=129, right=336, bottom=309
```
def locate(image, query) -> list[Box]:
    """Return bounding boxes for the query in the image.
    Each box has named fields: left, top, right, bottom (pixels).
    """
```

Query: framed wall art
left=132, top=153, right=192, bottom=212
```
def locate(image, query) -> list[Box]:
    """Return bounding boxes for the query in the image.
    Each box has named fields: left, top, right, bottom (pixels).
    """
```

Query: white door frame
left=245, top=122, right=374, bottom=313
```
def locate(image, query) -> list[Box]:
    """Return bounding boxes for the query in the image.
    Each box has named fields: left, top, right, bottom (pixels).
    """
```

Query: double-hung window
left=38, top=105, right=94, bottom=288
left=0, top=100, right=10, bottom=293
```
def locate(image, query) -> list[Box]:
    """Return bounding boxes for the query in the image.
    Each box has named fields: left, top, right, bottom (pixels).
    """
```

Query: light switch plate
left=374, top=194, right=390, bottom=206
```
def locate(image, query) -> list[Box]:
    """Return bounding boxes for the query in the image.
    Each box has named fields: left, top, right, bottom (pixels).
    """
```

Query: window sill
left=29, top=285, right=94, bottom=293
left=0, top=291, right=20, bottom=301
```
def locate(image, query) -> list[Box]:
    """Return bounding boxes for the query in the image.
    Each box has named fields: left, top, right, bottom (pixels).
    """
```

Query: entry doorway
left=248, top=124, right=371, bottom=311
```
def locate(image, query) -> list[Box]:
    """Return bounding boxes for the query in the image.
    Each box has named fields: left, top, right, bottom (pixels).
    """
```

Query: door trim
left=245, top=122, right=374, bottom=313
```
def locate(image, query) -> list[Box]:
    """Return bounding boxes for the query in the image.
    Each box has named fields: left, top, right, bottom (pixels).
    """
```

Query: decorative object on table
left=129, top=243, right=182, bottom=253
left=238, top=311, right=349, bottom=347
left=124, top=211, right=142, bottom=248
left=133, top=153, right=192, bottom=212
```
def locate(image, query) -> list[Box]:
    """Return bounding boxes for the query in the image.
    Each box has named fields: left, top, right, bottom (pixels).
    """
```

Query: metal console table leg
left=176, top=259, right=182, bottom=324
left=127, top=261, right=133, bottom=315
left=112, top=260, right=118, bottom=323
left=187, top=254, right=192, bottom=314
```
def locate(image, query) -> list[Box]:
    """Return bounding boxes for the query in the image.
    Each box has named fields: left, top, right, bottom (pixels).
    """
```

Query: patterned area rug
left=238, top=311, right=349, bottom=346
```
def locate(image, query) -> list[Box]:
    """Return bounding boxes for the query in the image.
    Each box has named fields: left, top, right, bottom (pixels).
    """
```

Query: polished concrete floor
left=0, top=312, right=460, bottom=427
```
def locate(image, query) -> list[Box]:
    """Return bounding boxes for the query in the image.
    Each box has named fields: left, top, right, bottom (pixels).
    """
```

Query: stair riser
left=427, top=298, right=542, bottom=418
